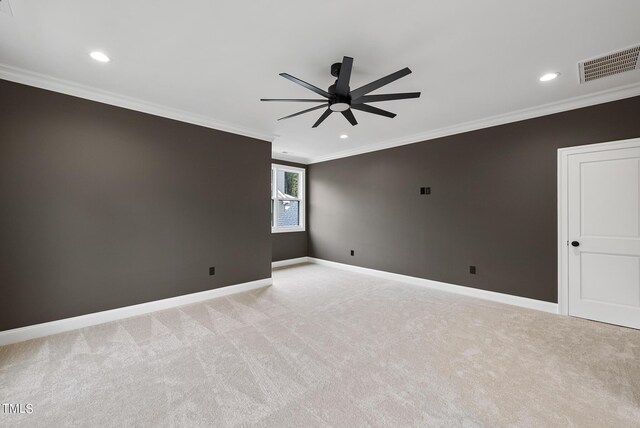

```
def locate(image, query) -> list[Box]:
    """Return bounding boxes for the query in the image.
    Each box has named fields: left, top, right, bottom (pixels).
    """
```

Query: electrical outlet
left=425, top=187, right=431, bottom=195
left=469, top=266, right=476, bottom=275
left=420, top=187, right=426, bottom=195
left=350, top=250, right=355, bottom=256
left=209, top=267, right=215, bottom=276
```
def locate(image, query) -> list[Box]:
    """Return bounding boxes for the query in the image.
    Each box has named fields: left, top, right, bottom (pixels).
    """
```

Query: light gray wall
left=0, top=79, right=272, bottom=331
left=308, top=96, right=640, bottom=303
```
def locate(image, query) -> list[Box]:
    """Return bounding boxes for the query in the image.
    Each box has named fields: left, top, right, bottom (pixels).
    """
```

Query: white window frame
left=272, top=164, right=306, bottom=233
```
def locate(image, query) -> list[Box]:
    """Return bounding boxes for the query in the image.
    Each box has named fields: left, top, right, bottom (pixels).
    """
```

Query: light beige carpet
left=1, top=263, right=639, bottom=427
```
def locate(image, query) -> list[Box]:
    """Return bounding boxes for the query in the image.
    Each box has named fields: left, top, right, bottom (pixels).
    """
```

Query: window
left=272, top=164, right=305, bottom=233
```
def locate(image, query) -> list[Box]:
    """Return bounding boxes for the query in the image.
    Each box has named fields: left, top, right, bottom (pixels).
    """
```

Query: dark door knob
left=571, top=241, right=580, bottom=247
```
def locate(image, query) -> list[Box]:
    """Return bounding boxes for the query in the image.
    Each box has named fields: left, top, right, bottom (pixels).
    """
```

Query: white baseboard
left=0, top=278, right=272, bottom=346
left=2, top=257, right=559, bottom=346
left=307, top=258, right=559, bottom=314
left=272, top=257, right=311, bottom=268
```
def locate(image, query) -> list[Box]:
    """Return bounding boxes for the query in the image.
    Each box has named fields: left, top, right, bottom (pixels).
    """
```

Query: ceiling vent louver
left=579, top=45, right=640, bottom=83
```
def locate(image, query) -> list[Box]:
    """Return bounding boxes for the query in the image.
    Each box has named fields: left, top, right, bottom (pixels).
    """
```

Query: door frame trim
left=557, top=137, right=640, bottom=316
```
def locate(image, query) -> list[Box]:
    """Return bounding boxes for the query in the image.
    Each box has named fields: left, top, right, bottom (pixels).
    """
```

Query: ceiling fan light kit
left=261, top=56, right=421, bottom=128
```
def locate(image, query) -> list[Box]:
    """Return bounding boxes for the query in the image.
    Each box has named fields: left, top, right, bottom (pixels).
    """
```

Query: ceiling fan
left=261, top=56, right=420, bottom=128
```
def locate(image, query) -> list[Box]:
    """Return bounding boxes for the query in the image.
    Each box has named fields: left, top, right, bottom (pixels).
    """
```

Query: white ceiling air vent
left=0, top=0, right=13, bottom=16
left=579, top=45, right=640, bottom=83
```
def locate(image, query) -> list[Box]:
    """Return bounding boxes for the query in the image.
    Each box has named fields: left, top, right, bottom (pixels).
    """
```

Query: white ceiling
left=1, top=0, right=639, bottom=163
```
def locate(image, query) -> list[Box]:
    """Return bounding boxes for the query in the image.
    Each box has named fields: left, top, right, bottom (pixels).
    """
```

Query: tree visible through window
left=285, top=172, right=298, bottom=198
left=272, top=164, right=305, bottom=232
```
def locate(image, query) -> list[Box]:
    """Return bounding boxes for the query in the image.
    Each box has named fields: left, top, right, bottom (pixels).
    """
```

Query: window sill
left=272, top=227, right=306, bottom=234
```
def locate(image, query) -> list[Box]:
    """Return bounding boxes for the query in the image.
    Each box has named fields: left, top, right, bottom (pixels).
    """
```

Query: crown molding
left=271, top=152, right=311, bottom=164
left=307, top=82, right=640, bottom=164
left=3, top=63, right=639, bottom=166
left=0, top=63, right=274, bottom=143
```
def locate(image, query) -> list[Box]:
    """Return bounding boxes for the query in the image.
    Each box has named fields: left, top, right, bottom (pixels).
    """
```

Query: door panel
left=568, top=146, right=640, bottom=329
left=581, top=158, right=639, bottom=237
left=580, top=253, right=640, bottom=306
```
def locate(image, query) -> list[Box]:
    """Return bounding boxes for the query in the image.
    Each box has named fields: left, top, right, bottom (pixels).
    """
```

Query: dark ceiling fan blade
left=279, top=73, right=330, bottom=98
left=342, top=109, right=358, bottom=126
left=351, top=92, right=421, bottom=104
left=312, top=108, right=333, bottom=128
left=335, top=56, right=353, bottom=96
left=278, top=104, right=328, bottom=121
left=351, top=103, right=396, bottom=118
left=349, top=67, right=412, bottom=100
left=261, top=98, right=329, bottom=102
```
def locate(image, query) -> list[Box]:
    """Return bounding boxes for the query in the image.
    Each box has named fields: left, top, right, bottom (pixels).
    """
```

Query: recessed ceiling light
left=539, top=72, right=559, bottom=82
left=90, top=51, right=110, bottom=63
left=340, top=134, right=348, bottom=139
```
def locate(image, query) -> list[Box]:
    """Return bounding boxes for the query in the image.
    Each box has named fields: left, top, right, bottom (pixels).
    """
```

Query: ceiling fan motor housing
left=328, top=81, right=351, bottom=111
left=329, top=62, right=351, bottom=111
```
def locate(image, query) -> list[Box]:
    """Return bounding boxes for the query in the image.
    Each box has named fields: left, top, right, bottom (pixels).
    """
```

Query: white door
left=567, top=142, right=640, bottom=329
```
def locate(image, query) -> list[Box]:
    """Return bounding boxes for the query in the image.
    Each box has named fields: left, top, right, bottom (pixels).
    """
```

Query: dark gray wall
left=308, top=96, right=640, bottom=303
left=0, top=79, right=272, bottom=331
left=272, top=232, right=308, bottom=262
left=271, top=159, right=309, bottom=262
